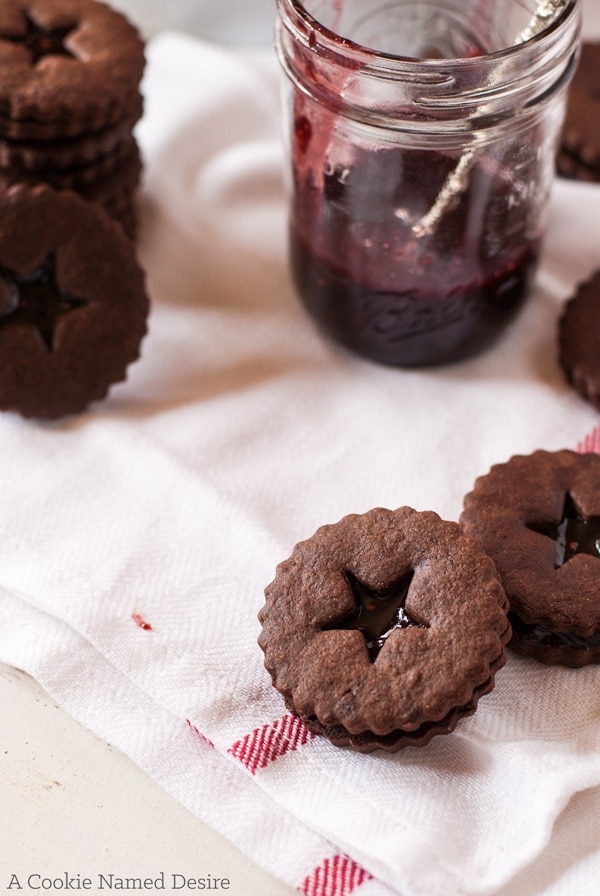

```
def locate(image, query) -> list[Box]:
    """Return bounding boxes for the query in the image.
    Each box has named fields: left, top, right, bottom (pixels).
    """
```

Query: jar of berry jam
left=276, top=0, right=581, bottom=366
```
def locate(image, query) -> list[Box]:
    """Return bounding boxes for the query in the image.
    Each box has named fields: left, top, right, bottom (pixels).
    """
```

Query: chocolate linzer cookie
left=258, top=507, right=510, bottom=753
left=0, top=147, right=145, bottom=239
left=558, top=272, right=600, bottom=411
left=0, top=148, right=142, bottom=241
left=558, top=42, right=600, bottom=181
left=0, top=137, right=141, bottom=192
left=0, top=183, right=149, bottom=418
left=461, top=450, right=600, bottom=667
left=0, top=0, right=145, bottom=137
left=0, top=99, right=143, bottom=171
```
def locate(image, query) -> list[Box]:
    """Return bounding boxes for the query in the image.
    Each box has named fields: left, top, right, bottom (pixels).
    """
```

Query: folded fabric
left=1, top=31, right=600, bottom=896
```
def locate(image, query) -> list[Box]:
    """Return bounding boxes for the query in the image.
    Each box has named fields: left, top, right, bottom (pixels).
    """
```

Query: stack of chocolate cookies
left=0, top=0, right=146, bottom=239
left=0, top=0, right=150, bottom=419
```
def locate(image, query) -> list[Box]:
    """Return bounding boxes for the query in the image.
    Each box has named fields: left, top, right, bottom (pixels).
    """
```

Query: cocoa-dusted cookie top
left=558, top=272, right=600, bottom=411
left=559, top=41, right=600, bottom=180
left=461, top=450, right=600, bottom=666
left=258, top=507, right=510, bottom=752
left=0, top=183, right=149, bottom=419
left=0, top=0, right=145, bottom=133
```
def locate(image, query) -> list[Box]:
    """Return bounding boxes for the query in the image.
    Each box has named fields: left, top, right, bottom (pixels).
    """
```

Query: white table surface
left=0, top=662, right=295, bottom=895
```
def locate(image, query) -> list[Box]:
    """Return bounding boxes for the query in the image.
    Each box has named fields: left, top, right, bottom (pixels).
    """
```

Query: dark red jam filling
left=1, top=14, right=77, bottom=65
left=509, top=612, right=600, bottom=651
left=290, top=136, right=539, bottom=366
left=0, top=252, right=87, bottom=350
left=324, top=570, right=426, bottom=661
left=527, top=492, right=600, bottom=568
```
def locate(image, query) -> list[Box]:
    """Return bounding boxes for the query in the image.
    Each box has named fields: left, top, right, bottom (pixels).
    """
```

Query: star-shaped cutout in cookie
left=526, top=492, right=600, bottom=569
left=2, top=13, right=76, bottom=65
left=0, top=251, right=88, bottom=351
left=324, top=570, right=427, bottom=662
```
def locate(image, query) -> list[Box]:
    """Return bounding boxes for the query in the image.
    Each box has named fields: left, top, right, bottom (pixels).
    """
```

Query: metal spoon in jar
left=412, top=0, right=569, bottom=239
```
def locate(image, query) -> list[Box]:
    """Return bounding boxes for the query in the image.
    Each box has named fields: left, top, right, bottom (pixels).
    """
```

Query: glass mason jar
left=276, top=0, right=581, bottom=366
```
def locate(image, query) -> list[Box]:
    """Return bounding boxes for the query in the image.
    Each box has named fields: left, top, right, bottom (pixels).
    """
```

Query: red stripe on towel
left=577, top=425, right=600, bottom=454
left=228, top=713, right=313, bottom=774
left=186, top=719, right=214, bottom=748
left=300, top=855, right=373, bottom=896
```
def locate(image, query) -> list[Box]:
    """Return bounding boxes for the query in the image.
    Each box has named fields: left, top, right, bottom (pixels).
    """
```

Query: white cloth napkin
left=2, top=31, right=600, bottom=896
